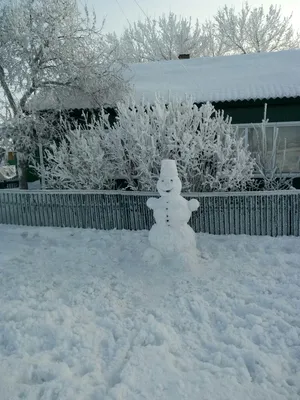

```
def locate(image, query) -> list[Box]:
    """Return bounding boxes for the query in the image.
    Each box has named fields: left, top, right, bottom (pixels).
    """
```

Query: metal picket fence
left=0, top=189, right=299, bottom=236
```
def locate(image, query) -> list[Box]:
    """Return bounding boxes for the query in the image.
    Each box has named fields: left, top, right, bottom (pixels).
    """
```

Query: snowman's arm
left=188, top=198, right=199, bottom=212
left=146, top=197, right=159, bottom=210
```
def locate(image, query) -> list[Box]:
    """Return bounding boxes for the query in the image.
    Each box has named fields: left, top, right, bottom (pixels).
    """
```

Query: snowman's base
left=148, top=223, right=197, bottom=255
left=143, top=247, right=162, bottom=265
left=143, top=246, right=199, bottom=268
left=177, top=250, right=199, bottom=268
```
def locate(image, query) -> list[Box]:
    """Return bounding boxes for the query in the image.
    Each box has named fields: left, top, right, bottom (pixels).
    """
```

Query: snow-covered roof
left=27, top=49, right=300, bottom=110
left=26, top=87, right=101, bottom=112
left=125, top=49, right=300, bottom=104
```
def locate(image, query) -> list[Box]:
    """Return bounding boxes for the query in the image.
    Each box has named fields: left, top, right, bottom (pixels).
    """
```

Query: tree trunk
left=0, top=65, right=18, bottom=115
left=17, top=153, right=28, bottom=190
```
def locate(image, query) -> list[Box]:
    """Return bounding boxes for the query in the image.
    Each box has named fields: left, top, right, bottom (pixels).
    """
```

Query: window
left=276, top=126, right=300, bottom=172
left=236, top=122, right=300, bottom=174
left=248, top=127, right=274, bottom=153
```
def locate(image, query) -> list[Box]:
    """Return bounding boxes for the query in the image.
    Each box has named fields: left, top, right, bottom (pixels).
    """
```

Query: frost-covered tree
left=114, top=12, right=211, bottom=62
left=4, top=112, right=59, bottom=184
left=215, top=3, right=299, bottom=54
left=0, top=0, right=128, bottom=188
left=37, top=97, right=254, bottom=192
left=200, top=21, right=229, bottom=57
left=111, top=5, right=298, bottom=63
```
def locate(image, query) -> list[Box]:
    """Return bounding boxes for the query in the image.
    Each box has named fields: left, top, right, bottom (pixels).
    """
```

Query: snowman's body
left=148, top=195, right=197, bottom=256
left=145, top=159, right=199, bottom=264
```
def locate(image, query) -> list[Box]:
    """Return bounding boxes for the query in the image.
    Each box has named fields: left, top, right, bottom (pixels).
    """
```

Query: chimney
left=178, top=54, right=190, bottom=59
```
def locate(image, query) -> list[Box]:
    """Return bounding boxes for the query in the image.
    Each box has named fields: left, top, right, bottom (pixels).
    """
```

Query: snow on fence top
left=126, top=49, right=300, bottom=104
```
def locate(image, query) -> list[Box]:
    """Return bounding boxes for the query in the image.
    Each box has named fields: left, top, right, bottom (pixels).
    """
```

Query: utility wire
left=114, top=0, right=133, bottom=30
left=131, top=0, right=204, bottom=98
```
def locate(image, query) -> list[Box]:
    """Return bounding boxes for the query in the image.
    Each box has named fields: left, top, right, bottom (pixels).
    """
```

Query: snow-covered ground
left=0, top=225, right=299, bottom=400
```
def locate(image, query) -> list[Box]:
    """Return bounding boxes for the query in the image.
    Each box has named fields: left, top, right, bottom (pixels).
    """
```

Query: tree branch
left=0, top=65, right=18, bottom=115
left=19, top=79, right=77, bottom=110
left=19, top=86, right=36, bottom=111
left=41, top=80, right=74, bottom=87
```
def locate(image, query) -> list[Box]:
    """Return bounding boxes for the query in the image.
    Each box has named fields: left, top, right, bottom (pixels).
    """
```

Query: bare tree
left=115, top=12, right=212, bottom=63
left=201, top=20, right=230, bottom=57
left=111, top=5, right=299, bottom=63
left=215, top=2, right=299, bottom=54
left=0, top=0, right=128, bottom=188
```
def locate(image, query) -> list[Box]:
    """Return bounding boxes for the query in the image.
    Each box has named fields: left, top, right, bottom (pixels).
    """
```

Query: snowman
left=144, top=159, right=200, bottom=265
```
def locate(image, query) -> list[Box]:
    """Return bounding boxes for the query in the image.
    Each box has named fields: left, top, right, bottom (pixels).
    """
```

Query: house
left=126, top=49, right=300, bottom=177
left=27, top=49, right=300, bottom=181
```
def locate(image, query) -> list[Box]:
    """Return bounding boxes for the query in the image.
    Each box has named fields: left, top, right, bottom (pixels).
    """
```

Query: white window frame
left=234, top=121, right=300, bottom=177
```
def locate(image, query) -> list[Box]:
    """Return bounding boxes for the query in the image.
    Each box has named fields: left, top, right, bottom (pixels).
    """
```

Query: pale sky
left=83, top=0, right=300, bottom=35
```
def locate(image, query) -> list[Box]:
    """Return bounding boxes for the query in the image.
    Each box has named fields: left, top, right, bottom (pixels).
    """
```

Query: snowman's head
left=157, top=159, right=182, bottom=197
left=157, top=175, right=182, bottom=197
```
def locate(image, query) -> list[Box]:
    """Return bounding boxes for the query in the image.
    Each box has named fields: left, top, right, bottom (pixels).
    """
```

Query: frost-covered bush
left=104, top=97, right=255, bottom=191
left=36, top=120, right=114, bottom=190
left=36, top=97, right=255, bottom=192
left=247, top=105, right=294, bottom=191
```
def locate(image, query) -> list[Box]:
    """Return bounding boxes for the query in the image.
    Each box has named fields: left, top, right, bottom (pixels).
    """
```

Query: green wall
left=210, top=97, right=300, bottom=124
left=41, top=97, right=300, bottom=128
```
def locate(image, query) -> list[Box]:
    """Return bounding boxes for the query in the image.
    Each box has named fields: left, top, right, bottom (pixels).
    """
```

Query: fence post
left=38, top=142, right=45, bottom=190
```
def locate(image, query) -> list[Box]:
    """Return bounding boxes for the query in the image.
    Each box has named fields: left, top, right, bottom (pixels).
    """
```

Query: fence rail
left=0, top=189, right=299, bottom=236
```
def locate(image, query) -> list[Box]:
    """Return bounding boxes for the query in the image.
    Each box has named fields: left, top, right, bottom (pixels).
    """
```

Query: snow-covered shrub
left=35, top=118, right=114, bottom=190
left=36, top=97, right=254, bottom=192
left=247, top=105, right=294, bottom=191
left=104, top=96, right=255, bottom=191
